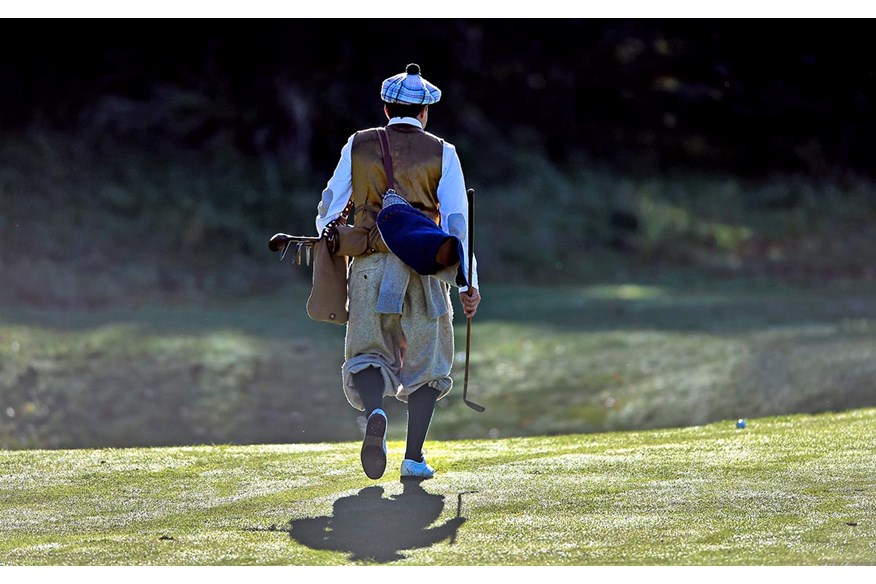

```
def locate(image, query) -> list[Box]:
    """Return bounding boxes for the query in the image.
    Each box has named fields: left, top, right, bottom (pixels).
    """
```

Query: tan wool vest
left=351, top=124, right=444, bottom=247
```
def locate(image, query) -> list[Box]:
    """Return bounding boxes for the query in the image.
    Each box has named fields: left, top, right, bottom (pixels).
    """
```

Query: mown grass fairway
left=1, top=408, right=874, bottom=565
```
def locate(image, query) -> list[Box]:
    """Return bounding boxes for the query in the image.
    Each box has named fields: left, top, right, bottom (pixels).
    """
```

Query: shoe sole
left=361, top=414, right=387, bottom=479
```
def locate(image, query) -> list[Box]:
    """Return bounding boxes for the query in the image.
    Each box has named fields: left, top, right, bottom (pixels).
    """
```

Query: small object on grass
left=736, top=419, right=746, bottom=429
left=846, top=522, right=858, bottom=527
left=159, top=535, right=175, bottom=541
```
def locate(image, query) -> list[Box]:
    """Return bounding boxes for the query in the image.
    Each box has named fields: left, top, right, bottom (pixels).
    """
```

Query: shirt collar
left=387, top=116, right=423, bottom=129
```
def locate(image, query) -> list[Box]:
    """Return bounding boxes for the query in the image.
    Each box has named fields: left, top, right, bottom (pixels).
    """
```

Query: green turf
left=3, top=279, right=876, bottom=449
left=1, top=408, right=874, bottom=565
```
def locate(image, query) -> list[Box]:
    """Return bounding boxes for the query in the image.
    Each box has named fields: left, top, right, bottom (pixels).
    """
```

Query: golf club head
left=464, top=399, right=486, bottom=413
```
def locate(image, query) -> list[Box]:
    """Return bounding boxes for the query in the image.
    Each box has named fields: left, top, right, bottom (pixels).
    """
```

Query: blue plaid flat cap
left=380, top=63, right=442, bottom=105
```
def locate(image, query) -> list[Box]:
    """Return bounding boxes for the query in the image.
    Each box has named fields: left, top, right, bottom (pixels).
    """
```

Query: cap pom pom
left=406, top=63, right=421, bottom=75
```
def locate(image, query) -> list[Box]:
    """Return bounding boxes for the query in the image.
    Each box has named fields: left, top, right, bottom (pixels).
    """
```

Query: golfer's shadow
left=288, top=481, right=466, bottom=563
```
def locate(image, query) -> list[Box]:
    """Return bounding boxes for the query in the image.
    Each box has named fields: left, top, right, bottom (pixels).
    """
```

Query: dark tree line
left=2, top=19, right=874, bottom=182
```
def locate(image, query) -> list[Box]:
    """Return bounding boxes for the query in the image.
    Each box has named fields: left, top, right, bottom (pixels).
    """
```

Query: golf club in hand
left=463, top=188, right=485, bottom=413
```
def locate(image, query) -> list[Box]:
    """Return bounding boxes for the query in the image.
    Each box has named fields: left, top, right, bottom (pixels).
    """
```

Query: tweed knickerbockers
left=341, top=253, right=455, bottom=411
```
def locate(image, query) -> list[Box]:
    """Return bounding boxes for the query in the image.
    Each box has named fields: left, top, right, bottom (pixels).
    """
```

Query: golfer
left=315, top=63, right=480, bottom=480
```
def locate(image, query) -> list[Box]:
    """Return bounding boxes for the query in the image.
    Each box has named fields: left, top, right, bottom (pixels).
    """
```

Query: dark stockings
left=354, top=368, right=440, bottom=463
left=353, top=367, right=385, bottom=418
left=405, top=386, right=440, bottom=462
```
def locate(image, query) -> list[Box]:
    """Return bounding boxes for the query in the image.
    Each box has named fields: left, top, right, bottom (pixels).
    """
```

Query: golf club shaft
left=463, top=188, right=485, bottom=412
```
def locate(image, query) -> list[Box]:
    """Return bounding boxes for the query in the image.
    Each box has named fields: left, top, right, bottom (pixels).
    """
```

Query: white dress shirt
left=315, top=117, right=479, bottom=291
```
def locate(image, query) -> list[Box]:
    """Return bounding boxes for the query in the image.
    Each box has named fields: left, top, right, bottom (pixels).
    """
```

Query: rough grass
left=0, top=408, right=874, bottom=565
left=0, top=277, right=874, bottom=450
left=0, top=295, right=350, bottom=449
left=2, top=130, right=876, bottom=451
left=437, top=278, right=876, bottom=440
left=3, top=278, right=876, bottom=449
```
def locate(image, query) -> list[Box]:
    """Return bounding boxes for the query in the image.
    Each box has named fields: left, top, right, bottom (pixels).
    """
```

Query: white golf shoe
left=400, top=455, right=435, bottom=480
left=360, top=408, right=387, bottom=479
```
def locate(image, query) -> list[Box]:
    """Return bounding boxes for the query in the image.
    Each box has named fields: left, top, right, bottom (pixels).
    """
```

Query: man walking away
left=315, top=63, right=481, bottom=480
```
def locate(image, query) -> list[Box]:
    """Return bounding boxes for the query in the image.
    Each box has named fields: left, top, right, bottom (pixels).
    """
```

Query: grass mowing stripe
left=1, top=409, right=874, bottom=565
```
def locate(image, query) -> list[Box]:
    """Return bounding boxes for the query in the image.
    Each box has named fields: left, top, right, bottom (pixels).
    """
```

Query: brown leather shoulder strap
left=376, top=127, right=395, bottom=191
left=339, top=196, right=354, bottom=221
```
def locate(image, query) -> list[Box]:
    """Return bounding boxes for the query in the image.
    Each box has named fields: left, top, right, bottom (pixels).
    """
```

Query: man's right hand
left=460, top=287, right=480, bottom=319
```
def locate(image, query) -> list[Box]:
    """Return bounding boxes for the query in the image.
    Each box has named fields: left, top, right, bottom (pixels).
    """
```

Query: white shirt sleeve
left=437, top=141, right=479, bottom=292
left=315, top=134, right=355, bottom=234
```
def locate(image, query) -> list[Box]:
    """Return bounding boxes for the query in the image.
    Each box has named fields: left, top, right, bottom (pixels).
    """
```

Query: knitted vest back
left=351, top=124, right=444, bottom=234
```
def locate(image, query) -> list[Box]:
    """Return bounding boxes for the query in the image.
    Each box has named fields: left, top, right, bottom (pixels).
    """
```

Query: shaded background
left=2, top=19, right=875, bottom=449
left=4, top=19, right=875, bottom=177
